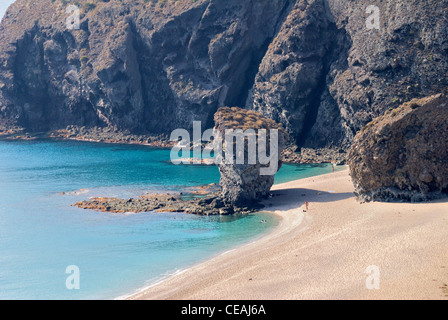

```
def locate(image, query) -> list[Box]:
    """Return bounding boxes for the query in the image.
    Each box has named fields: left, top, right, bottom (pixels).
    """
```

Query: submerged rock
left=348, top=94, right=448, bottom=202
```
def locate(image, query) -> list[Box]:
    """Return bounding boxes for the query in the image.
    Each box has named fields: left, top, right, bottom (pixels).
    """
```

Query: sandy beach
left=129, top=169, right=448, bottom=300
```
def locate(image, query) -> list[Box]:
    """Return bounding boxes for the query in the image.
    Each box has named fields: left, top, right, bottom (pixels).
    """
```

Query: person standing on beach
left=305, top=201, right=309, bottom=211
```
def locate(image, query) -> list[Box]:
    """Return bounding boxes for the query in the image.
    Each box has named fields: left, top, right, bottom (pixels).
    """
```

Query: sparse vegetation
left=215, top=107, right=285, bottom=134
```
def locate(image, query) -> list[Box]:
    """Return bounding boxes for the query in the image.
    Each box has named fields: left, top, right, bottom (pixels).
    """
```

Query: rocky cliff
left=348, top=93, right=448, bottom=202
left=1, top=0, right=448, bottom=150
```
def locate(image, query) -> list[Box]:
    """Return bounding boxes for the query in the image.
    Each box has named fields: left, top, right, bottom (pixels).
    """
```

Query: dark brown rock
left=348, top=94, right=448, bottom=202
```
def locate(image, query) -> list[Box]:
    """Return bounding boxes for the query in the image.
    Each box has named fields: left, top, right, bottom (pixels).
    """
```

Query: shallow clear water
left=0, top=139, right=334, bottom=299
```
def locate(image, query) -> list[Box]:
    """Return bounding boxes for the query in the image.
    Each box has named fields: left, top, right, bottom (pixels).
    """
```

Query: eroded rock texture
left=0, top=0, right=291, bottom=134
left=214, top=107, right=286, bottom=207
left=0, top=0, right=447, bottom=149
left=348, top=94, right=448, bottom=202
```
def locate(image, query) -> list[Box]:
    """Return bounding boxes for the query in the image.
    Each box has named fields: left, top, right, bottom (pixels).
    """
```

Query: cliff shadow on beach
left=261, top=187, right=354, bottom=212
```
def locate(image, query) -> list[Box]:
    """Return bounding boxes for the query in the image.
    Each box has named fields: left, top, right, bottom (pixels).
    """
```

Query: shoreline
left=117, top=211, right=284, bottom=300
left=123, top=209, right=301, bottom=301
left=0, top=127, right=175, bottom=149
left=125, top=174, right=320, bottom=301
left=128, top=169, right=448, bottom=300
left=0, top=126, right=347, bottom=165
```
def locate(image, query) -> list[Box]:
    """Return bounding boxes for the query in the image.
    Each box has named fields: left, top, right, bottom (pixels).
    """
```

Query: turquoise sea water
left=0, top=139, right=334, bottom=300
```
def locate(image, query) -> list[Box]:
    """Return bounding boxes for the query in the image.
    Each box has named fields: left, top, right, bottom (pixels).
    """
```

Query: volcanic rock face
left=1, top=0, right=448, bottom=149
left=0, top=0, right=291, bottom=134
left=249, top=0, right=347, bottom=148
left=249, top=0, right=448, bottom=148
left=214, top=107, right=286, bottom=207
left=348, top=94, right=448, bottom=202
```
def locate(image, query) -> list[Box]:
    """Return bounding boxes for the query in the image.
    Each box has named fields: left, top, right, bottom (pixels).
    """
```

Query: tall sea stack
left=214, top=107, right=287, bottom=207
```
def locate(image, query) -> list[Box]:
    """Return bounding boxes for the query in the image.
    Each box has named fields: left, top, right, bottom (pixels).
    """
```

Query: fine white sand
left=129, top=169, right=448, bottom=300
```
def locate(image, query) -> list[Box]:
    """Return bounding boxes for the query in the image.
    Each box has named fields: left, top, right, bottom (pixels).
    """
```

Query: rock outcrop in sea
left=214, top=107, right=287, bottom=207
left=348, top=93, right=448, bottom=202
left=74, top=107, right=286, bottom=214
